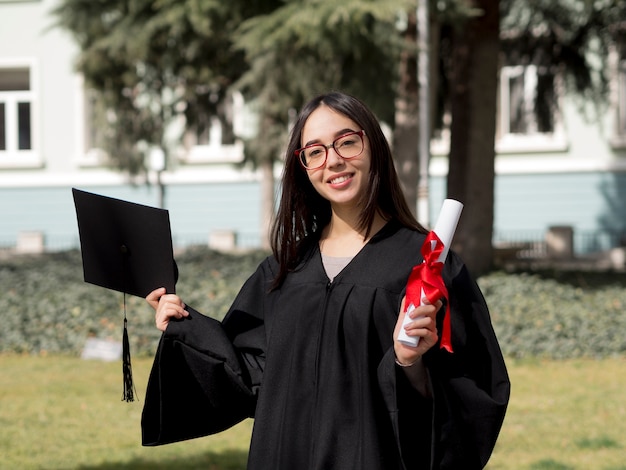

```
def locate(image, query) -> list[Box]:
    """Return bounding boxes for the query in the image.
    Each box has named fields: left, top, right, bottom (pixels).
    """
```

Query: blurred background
left=0, top=0, right=625, bottom=276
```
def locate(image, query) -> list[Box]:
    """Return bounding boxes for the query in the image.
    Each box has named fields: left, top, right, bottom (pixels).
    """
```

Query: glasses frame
left=295, top=130, right=366, bottom=170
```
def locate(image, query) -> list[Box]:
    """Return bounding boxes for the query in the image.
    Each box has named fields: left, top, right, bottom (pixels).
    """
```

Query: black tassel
left=121, top=293, right=137, bottom=402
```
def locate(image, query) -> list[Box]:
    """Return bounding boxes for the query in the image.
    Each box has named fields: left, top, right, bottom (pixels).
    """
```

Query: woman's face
left=300, top=105, right=371, bottom=211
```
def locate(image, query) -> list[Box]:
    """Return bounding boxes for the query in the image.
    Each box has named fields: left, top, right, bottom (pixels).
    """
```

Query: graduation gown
left=141, top=221, right=510, bottom=469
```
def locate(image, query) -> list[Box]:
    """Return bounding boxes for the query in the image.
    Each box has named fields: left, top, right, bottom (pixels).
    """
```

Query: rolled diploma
left=398, top=199, right=463, bottom=347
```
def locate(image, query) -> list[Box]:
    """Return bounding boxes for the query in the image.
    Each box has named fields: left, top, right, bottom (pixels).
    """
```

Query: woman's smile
left=328, top=172, right=354, bottom=186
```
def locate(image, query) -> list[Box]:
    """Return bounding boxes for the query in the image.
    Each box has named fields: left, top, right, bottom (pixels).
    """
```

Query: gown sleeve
left=141, top=260, right=271, bottom=446
left=378, top=251, right=510, bottom=469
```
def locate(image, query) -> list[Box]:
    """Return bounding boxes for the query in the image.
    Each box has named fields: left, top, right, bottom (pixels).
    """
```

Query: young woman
left=142, top=92, right=510, bottom=469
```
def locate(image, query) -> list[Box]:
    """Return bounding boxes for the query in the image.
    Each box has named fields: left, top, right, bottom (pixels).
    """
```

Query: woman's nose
left=325, top=146, right=344, bottom=167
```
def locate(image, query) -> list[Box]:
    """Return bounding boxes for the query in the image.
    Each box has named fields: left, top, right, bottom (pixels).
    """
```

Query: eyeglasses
left=295, top=130, right=366, bottom=170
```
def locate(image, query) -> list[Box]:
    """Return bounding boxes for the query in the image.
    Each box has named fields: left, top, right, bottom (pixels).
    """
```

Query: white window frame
left=179, top=90, right=246, bottom=164
left=0, top=59, right=40, bottom=168
left=496, top=64, right=567, bottom=154
left=611, top=43, right=626, bottom=149
left=618, top=58, right=626, bottom=136
left=73, top=75, right=109, bottom=167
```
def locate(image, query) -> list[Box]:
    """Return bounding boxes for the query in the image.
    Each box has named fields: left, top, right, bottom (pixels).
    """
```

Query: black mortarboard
left=72, top=188, right=178, bottom=402
left=72, top=188, right=177, bottom=298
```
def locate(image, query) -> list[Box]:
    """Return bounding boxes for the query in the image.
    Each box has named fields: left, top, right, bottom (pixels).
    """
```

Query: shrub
left=479, top=270, right=626, bottom=359
left=0, top=248, right=267, bottom=357
left=1, top=248, right=624, bottom=359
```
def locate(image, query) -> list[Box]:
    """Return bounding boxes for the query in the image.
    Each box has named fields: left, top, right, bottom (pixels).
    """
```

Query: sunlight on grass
left=1, top=355, right=625, bottom=469
left=486, top=357, right=626, bottom=470
left=0, top=355, right=252, bottom=469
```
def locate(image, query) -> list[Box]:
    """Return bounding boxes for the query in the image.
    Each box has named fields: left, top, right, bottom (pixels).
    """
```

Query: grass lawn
left=1, top=355, right=625, bottom=469
left=0, top=355, right=252, bottom=470
left=488, top=358, right=626, bottom=470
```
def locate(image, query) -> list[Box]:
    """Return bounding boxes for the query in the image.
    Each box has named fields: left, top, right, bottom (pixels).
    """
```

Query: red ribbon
left=405, top=231, right=453, bottom=353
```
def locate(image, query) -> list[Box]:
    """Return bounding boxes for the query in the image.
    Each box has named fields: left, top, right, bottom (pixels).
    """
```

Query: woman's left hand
left=393, top=296, right=442, bottom=366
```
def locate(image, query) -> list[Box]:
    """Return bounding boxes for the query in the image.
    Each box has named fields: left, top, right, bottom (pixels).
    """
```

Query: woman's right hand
left=146, top=287, right=189, bottom=331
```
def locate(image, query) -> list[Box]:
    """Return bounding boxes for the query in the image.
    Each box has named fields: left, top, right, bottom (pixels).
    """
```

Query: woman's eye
left=307, top=147, right=324, bottom=158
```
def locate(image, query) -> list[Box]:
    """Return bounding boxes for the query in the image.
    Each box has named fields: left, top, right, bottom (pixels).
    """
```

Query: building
left=0, top=0, right=264, bottom=254
left=1, top=0, right=625, bottom=266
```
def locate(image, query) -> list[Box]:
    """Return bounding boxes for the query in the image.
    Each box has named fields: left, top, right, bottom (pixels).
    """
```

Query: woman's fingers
left=151, top=292, right=189, bottom=331
left=402, top=316, right=438, bottom=346
left=146, top=287, right=166, bottom=310
left=404, top=299, right=441, bottom=336
left=405, top=298, right=442, bottom=321
left=394, top=296, right=443, bottom=362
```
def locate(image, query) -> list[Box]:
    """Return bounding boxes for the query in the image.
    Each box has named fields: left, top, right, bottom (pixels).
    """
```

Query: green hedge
left=1, top=248, right=624, bottom=359
left=0, top=248, right=267, bottom=358
left=479, top=270, right=626, bottom=359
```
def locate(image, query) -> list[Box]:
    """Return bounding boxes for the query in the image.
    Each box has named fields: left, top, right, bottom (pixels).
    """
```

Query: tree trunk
left=393, top=10, right=419, bottom=217
left=259, top=158, right=275, bottom=250
left=394, top=8, right=441, bottom=225
left=447, top=0, right=499, bottom=276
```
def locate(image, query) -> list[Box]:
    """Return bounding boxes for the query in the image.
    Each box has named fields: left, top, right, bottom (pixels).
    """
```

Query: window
left=497, top=64, right=566, bottom=153
left=429, top=64, right=567, bottom=157
left=180, top=91, right=246, bottom=164
left=501, top=65, right=555, bottom=134
left=0, top=64, right=38, bottom=166
left=78, top=86, right=109, bottom=165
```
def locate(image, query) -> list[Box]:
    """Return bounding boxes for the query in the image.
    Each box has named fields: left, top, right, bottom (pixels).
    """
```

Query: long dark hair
left=270, top=91, right=426, bottom=288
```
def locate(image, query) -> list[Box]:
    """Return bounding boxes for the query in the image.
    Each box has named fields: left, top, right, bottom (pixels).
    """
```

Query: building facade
left=0, top=0, right=264, bottom=253
left=1, top=0, right=625, bottom=263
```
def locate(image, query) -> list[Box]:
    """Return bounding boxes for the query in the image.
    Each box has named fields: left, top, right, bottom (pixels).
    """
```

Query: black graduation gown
left=141, top=222, right=510, bottom=469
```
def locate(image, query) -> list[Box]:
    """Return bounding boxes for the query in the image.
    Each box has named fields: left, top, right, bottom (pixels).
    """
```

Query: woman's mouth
left=328, top=174, right=352, bottom=185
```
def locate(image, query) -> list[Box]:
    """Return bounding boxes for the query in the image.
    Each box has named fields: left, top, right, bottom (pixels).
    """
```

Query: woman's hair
left=270, top=91, right=426, bottom=288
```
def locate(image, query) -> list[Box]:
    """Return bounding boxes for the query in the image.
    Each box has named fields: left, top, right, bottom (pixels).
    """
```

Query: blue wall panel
left=1, top=171, right=624, bottom=254
left=0, top=182, right=262, bottom=250
left=0, top=186, right=83, bottom=249
left=166, top=182, right=261, bottom=247
left=430, top=171, right=626, bottom=253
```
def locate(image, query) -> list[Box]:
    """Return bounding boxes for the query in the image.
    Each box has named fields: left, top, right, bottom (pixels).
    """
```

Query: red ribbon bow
left=405, top=231, right=453, bottom=353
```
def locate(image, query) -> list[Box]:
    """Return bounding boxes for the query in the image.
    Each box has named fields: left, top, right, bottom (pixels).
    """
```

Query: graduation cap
left=72, top=188, right=178, bottom=402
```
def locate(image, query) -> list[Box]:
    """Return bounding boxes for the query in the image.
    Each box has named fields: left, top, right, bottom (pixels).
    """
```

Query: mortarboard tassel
left=121, top=292, right=137, bottom=402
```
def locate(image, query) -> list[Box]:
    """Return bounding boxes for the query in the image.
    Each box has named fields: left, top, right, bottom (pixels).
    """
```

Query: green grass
left=0, top=355, right=252, bottom=470
left=2, top=355, right=625, bottom=469
left=487, top=357, right=626, bottom=470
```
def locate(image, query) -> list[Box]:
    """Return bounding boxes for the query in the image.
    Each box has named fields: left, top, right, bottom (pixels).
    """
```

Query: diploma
left=398, top=199, right=463, bottom=350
